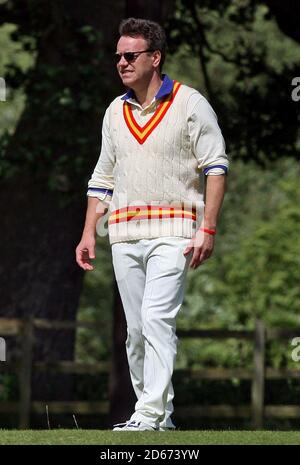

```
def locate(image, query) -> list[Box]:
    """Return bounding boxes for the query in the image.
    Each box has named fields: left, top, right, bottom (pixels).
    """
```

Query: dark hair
left=119, top=18, right=166, bottom=71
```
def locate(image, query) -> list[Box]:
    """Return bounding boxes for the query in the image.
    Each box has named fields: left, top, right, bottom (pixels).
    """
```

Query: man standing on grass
left=76, top=17, right=229, bottom=431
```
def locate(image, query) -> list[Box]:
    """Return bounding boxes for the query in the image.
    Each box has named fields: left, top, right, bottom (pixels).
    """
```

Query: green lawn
left=0, top=430, right=299, bottom=445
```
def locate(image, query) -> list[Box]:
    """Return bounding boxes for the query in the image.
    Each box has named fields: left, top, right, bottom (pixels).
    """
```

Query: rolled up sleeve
left=87, top=107, right=115, bottom=204
left=187, top=93, right=229, bottom=176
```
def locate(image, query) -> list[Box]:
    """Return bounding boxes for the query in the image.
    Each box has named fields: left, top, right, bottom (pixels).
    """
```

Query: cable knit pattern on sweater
left=87, top=80, right=229, bottom=244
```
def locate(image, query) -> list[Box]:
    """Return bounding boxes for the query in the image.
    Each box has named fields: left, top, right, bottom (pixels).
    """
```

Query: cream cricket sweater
left=87, top=75, right=229, bottom=244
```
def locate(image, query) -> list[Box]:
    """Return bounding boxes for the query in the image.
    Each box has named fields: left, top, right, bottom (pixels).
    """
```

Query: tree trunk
left=0, top=175, right=86, bottom=400
left=0, top=0, right=124, bottom=406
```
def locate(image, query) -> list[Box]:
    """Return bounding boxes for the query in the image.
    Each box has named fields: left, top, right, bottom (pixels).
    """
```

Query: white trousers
left=111, top=236, right=192, bottom=429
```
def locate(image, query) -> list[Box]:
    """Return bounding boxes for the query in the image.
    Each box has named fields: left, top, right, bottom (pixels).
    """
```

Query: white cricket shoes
left=113, top=420, right=158, bottom=431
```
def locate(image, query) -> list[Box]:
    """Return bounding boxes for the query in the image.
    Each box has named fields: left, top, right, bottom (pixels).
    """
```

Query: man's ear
left=152, top=50, right=161, bottom=69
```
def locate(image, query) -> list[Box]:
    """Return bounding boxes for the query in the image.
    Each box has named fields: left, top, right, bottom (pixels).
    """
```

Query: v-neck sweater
left=87, top=79, right=229, bottom=244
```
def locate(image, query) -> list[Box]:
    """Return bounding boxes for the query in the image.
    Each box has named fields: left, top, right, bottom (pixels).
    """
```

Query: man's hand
left=183, top=229, right=215, bottom=269
left=76, top=235, right=96, bottom=271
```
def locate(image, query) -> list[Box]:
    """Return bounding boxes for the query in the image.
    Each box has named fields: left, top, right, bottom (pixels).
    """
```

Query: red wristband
left=200, top=227, right=217, bottom=235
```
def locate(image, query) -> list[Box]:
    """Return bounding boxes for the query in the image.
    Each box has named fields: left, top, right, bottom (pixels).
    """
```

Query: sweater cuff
left=87, top=187, right=113, bottom=204
left=203, top=164, right=228, bottom=176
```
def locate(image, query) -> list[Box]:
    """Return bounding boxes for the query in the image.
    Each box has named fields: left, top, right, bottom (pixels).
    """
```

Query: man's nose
left=118, top=55, right=129, bottom=66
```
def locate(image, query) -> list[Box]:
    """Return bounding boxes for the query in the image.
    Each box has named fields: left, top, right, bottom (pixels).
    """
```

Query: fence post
left=251, top=318, right=265, bottom=429
left=18, top=315, right=34, bottom=429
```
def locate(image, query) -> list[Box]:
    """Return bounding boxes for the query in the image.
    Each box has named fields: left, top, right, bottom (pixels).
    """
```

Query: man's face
left=116, top=35, right=156, bottom=89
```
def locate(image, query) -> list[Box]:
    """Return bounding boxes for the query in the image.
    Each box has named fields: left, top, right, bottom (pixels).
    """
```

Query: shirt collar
left=121, top=74, right=174, bottom=102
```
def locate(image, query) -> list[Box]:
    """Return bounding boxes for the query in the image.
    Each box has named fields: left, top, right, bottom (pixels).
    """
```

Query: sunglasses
left=115, top=49, right=154, bottom=63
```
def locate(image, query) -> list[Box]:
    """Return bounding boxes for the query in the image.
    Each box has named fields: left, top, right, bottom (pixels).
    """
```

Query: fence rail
left=0, top=317, right=299, bottom=429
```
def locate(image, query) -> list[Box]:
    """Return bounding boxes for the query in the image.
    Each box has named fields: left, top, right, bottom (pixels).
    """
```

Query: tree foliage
left=165, top=0, right=300, bottom=165
left=0, top=0, right=123, bottom=195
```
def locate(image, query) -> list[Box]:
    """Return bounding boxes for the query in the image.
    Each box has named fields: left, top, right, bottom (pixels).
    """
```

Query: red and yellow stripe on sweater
left=109, top=204, right=196, bottom=225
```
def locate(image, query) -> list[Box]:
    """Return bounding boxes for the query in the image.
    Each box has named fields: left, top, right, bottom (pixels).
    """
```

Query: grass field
left=0, top=430, right=299, bottom=445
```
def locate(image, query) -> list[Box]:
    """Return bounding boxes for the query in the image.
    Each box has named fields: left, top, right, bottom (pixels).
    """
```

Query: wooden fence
left=0, top=316, right=300, bottom=429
